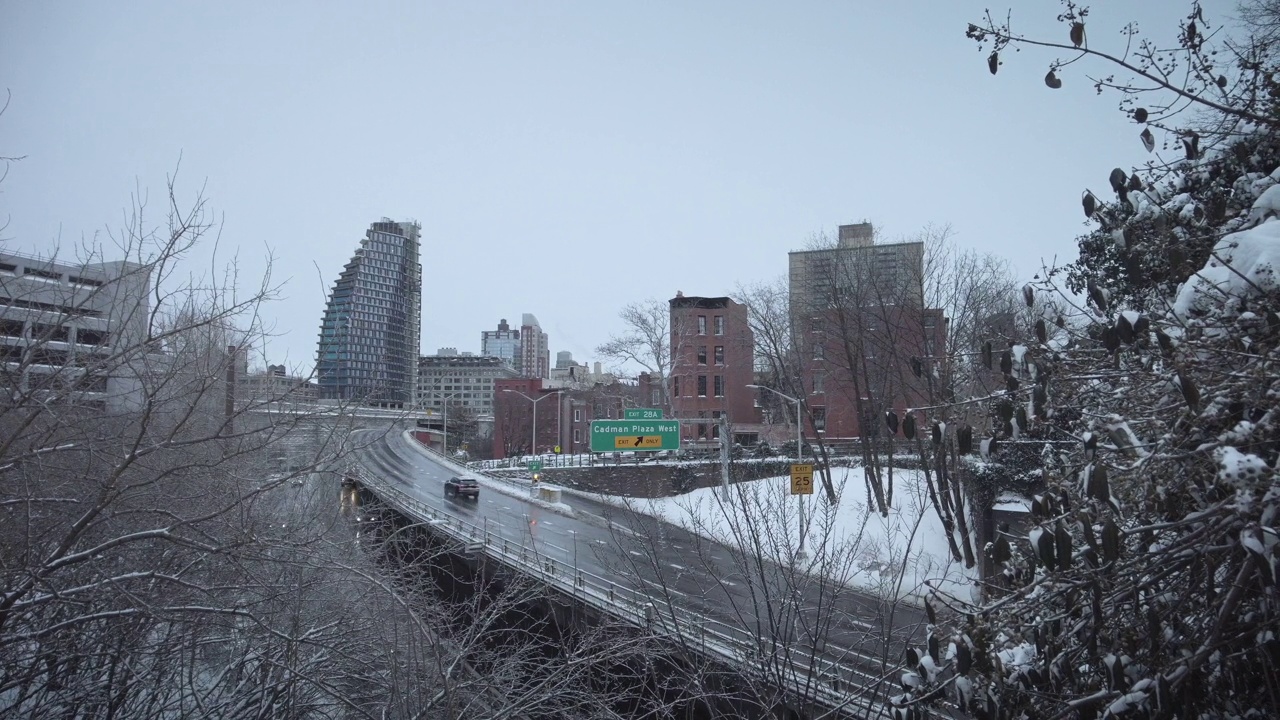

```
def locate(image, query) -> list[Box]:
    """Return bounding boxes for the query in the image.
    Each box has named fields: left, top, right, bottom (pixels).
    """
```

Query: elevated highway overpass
left=349, top=429, right=929, bottom=719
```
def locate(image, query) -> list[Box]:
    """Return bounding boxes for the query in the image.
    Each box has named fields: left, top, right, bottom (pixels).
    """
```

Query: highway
left=352, top=428, right=924, bottom=704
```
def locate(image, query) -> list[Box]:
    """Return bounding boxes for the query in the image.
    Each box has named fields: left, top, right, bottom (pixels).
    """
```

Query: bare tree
left=787, top=228, right=935, bottom=515
left=596, top=298, right=675, bottom=409
left=764, top=226, right=1019, bottom=570
left=0, top=175, right=654, bottom=718
left=735, top=274, right=843, bottom=504
left=918, top=226, right=1020, bottom=424
left=736, top=276, right=801, bottom=405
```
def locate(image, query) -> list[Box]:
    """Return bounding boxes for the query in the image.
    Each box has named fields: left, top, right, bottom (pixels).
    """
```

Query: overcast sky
left=0, top=1, right=1235, bottom=374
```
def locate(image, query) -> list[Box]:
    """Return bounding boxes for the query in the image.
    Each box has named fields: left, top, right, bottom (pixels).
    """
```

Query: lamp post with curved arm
left=502, top=388, right=563, bottom=458
left=747, top=383, right=808, bottom=559
left=440, top=391, right=462, bottom=456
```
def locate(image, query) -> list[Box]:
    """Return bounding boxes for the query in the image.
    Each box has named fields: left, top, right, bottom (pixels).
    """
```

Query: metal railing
left=352, top=460, right=893, bottom=718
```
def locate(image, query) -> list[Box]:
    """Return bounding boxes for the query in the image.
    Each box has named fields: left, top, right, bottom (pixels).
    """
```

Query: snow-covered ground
left=594, top=465, right=978, bottom=604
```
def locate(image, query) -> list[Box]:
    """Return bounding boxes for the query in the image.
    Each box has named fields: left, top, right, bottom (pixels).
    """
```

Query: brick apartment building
left=659, top=293, right=761, bottom=446
left=796, top=305, right=946, bottom=439
left=787, top=223, right=947, bottom=439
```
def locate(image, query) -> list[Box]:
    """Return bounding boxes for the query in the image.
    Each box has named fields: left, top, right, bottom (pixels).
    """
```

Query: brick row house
left=644, top=293, right=763, bottom=448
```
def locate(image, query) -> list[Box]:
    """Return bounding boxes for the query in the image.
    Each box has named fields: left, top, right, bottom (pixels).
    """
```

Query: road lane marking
left=609, top=522, right=639, bottom=537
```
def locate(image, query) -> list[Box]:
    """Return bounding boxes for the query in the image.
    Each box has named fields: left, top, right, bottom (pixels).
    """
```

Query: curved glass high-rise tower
left=317, top=219, right=421, bottom=407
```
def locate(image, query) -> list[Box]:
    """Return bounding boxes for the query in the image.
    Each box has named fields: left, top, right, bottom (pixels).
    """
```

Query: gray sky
left=0, top=1, right=1233, bottom=374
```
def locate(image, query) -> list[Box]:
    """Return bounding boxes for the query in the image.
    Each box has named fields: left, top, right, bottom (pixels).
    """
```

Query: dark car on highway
left=444, top=477, right=480, bottom=500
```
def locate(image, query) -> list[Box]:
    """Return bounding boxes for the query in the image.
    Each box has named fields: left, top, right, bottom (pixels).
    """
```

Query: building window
left=76, top=329, right=108, bottom=346
left=573, top=408, right=582, bottom=422
left=651, top=388, right=660, bottom=404
left=810, top=317, right=825, bottom=333
left=713, top=316, right=724, bottom=335
left=697, top=315, right=707, bottom=335
left=714, top=346, right=724, bottom=365
left=674, top=376, right=680, bottom=397
left=813, top=371, right=825, bottom=394
left=698, top=411, right=708, bottom=439
left=813, top=342, right=824, bottom=360
left=697, top=346, right=707, bottom=364
left=711, top=410, right=722, bottom=439
left=812, top=406, right=827, bottom=432
left=573, top=428, right=582, bottom=443
left=714, top=375, right=724, bottom=397
left=697, top=375, right=707, bottom=397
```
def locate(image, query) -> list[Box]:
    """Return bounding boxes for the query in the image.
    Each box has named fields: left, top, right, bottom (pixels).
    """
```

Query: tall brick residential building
left=666, top=293, right=760, bottom=445
left=785, top=223, right=945, bottom=439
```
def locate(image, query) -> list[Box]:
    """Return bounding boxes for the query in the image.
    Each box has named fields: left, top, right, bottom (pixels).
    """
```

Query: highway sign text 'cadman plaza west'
left=589, top=419, right=680, bottom=452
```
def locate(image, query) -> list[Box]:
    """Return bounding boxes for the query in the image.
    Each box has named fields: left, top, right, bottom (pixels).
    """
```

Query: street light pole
left=502, top=388, right=563, bottom=458
left=747, top=384, right=807, bottom=559
left=440, top=391, right=462, bottom=456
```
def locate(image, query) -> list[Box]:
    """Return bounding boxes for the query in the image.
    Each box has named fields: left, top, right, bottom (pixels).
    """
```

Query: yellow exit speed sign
left=790, top=463, right=814, bottom=495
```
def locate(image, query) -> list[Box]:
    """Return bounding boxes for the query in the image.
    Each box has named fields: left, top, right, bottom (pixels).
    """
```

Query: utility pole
left=747, top=384, right=808, bottom=559
left=719, top=414, right=730, bottom=499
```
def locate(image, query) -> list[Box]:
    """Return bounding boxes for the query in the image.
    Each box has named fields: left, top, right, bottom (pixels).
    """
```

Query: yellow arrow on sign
left=614, top=435, right=662, bottom=449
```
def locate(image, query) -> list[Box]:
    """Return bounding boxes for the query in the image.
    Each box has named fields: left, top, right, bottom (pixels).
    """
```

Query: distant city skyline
left=0, top=1, right=1235, bottom=374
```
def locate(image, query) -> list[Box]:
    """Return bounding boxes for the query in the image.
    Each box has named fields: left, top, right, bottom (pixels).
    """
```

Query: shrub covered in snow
left=903, top=5, right=1280, bottom=719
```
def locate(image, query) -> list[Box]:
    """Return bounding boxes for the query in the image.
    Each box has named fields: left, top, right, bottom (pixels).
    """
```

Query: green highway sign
left=623, top=408, right=664, bottom=420
left=526, top=460, right=543, bottom=471
left=590, top=419, right=680, bottom=452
